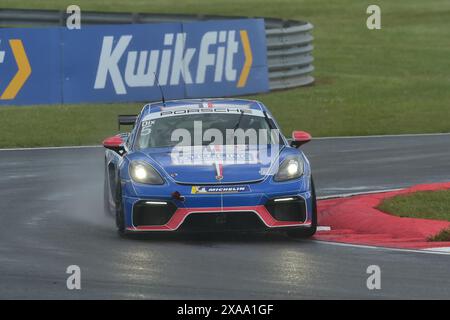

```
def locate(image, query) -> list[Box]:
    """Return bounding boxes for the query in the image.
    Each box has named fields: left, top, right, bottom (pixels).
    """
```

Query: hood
left=143, top=145, right=284, bottom=184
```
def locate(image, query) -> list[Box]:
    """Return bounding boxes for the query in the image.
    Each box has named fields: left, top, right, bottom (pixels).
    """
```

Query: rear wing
left=118, top=115, right=137, bottom=130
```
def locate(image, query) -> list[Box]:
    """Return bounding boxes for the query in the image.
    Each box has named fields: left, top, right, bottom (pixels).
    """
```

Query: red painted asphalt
left=315, top=183, right=450, bottom=250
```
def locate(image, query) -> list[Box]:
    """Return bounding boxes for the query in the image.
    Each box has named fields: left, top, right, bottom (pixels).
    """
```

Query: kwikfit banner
left=0, top=19, right=268, bottom=106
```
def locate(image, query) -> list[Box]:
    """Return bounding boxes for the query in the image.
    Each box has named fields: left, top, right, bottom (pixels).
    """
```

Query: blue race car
left=103, top=98, right=316, bottom=238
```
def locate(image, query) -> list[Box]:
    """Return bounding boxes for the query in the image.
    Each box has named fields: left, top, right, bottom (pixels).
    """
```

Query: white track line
left=423, top=247, right=450, bottom=253
left=1, top=132, right=450, bottom=152
left=313, top=240, right=450, bottom=256
left=0, top=145, right=101, bottom=151
left=314, top=132, right=450, bottom=140
left=317, top=188, right=404, bottom=200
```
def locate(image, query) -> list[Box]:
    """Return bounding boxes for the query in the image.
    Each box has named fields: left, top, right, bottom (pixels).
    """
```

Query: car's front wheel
left=103, top=166, right=112, bottom=216
left=115, top=182, right=126, bottom=237
left=287, top=177, right=317, bottom=238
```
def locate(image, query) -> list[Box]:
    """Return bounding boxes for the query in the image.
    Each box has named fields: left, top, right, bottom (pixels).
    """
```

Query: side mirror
left=290, top=131, right=312, bottom=148
left=103, top=135, right=126, bottom=155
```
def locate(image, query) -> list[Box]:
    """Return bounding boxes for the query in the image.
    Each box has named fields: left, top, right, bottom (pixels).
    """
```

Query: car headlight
left=129, top=161, right=164, bottom=185
left=274, top=156, right=304, bottom=182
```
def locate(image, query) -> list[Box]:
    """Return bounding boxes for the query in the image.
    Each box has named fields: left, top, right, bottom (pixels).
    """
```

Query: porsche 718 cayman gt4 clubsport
left=103, top=98, right=317, bottom=238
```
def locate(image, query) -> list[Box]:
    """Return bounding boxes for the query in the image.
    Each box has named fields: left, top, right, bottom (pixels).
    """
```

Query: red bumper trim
left=126, top=205, right=310, bottom=232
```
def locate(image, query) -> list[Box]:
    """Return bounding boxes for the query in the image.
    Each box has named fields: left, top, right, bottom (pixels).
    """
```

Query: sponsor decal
left=171, top=146, right=258, bottom=165
left=160, top=107, right=253, bottom=117
left=191, top=185, right=251, bottom=194
left=141, top=119, right=155, bottom=136
left=94, top=30, right=253, bottom=95
left=142, top=105, right=265, bottom=121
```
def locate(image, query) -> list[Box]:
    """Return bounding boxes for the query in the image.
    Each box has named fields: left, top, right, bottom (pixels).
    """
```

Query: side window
left=125, top=131, right=132, bottom=149
left=126, top=114, right=142, bottom=150
left=127, top=125, right=138, bottom=150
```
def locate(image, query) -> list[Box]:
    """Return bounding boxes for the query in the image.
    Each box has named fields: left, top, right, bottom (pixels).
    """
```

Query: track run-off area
left=1, top=134, right=450, bottom=299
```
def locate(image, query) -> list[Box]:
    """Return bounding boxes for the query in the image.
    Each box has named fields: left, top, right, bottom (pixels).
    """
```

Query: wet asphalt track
left=1, top=134, right=450, bottom=299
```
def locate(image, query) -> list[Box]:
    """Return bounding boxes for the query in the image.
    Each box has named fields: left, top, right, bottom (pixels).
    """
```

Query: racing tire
left=115, top=181, right=127, bottom=237
left=103, top=165, right=112, bottom=216
left=287, top=177, right=317, bottom=239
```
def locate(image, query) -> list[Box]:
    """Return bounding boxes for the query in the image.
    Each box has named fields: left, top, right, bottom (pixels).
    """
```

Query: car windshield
left=136, top=113, right=279, bottom=149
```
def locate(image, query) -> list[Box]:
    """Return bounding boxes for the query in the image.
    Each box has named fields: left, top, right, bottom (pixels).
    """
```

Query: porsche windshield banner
left=0, top=19, right=268, bottom=105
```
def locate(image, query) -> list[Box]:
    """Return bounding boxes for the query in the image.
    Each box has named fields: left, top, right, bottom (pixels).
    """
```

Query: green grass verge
left=1, top=0, right=450, bottom=147
left=378, top=190, right=450, bottom=242
left=430, top=229, right=450, bottom=242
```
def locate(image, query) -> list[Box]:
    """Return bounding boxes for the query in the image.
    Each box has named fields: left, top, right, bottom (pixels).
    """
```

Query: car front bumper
left=125, top=204, right=312, bottom=232
left=123, top=191, right=312, bottom=233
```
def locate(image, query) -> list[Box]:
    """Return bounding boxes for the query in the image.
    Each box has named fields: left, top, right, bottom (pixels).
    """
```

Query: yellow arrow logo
left=237, top=30, right=253, bottom=88
left=0, top=39, right=32, bottom=100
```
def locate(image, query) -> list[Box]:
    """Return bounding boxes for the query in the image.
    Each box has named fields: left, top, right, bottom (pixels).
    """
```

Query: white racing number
left=141, top=120, right=155, bottom=136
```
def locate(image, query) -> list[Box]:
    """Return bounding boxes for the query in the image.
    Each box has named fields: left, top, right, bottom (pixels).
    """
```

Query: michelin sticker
left=191, top=185, right=251, bottom=194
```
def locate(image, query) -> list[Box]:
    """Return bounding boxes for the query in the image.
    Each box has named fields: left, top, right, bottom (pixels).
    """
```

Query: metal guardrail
left=266, top=22, right=314, bottom=89
left=0, top=8, right=314, bottom=90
